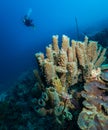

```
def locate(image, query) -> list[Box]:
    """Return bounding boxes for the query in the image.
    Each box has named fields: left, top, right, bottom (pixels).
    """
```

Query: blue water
left=0, top=0, right=108, bottom=91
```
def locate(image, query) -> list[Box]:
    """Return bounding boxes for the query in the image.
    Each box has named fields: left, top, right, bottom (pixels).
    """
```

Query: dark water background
left=0, top=0, right=108, bottom=92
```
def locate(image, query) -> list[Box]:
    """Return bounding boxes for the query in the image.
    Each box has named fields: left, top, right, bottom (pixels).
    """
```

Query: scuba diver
left=23, top=8, right=35, bottom=28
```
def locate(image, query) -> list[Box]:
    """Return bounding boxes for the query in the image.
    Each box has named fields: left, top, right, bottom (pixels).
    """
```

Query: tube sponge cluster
left=36, top=35, right=106, bottom=90
left=34, top=35, right=108, bottom=129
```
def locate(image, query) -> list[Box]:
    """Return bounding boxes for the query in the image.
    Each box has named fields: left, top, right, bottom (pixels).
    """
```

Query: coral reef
left=78, top=80, right=108, bottom=130
left=35, top=35, right=108, bottom=129
left=36, top=35, right=106, bottom=87
left=0, top=34, right=108, bottom=130
left=90, top=28, right=108, bottom=64
left=90, top=28, right=108, bottom=47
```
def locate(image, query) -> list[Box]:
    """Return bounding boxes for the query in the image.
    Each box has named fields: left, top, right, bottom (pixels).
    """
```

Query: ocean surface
left=0, top=0, right=108, bottom=92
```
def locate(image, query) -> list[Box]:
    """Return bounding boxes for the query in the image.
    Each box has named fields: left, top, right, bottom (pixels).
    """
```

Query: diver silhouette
left=23, top=8, right=35, bottom=28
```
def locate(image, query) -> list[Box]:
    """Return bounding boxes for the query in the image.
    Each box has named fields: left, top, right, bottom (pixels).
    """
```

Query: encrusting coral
left=77, top=62, right=108, bottom=130
left=78, top=80, right=108, bottom=130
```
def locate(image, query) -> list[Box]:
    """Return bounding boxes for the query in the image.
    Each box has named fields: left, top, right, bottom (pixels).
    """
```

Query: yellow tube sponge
left=51, top=76, right=64, bottom=94
left=46, top=87, right=60, bottom=106
left=44, top=60, right=56, bottom=84
left=61, top=35, right=70, bottom=52
left=52, top=35, right=59, bottom=53
left=46, top=45, right=53, bottom=62
left=35, top=35, right=107, bottom=88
